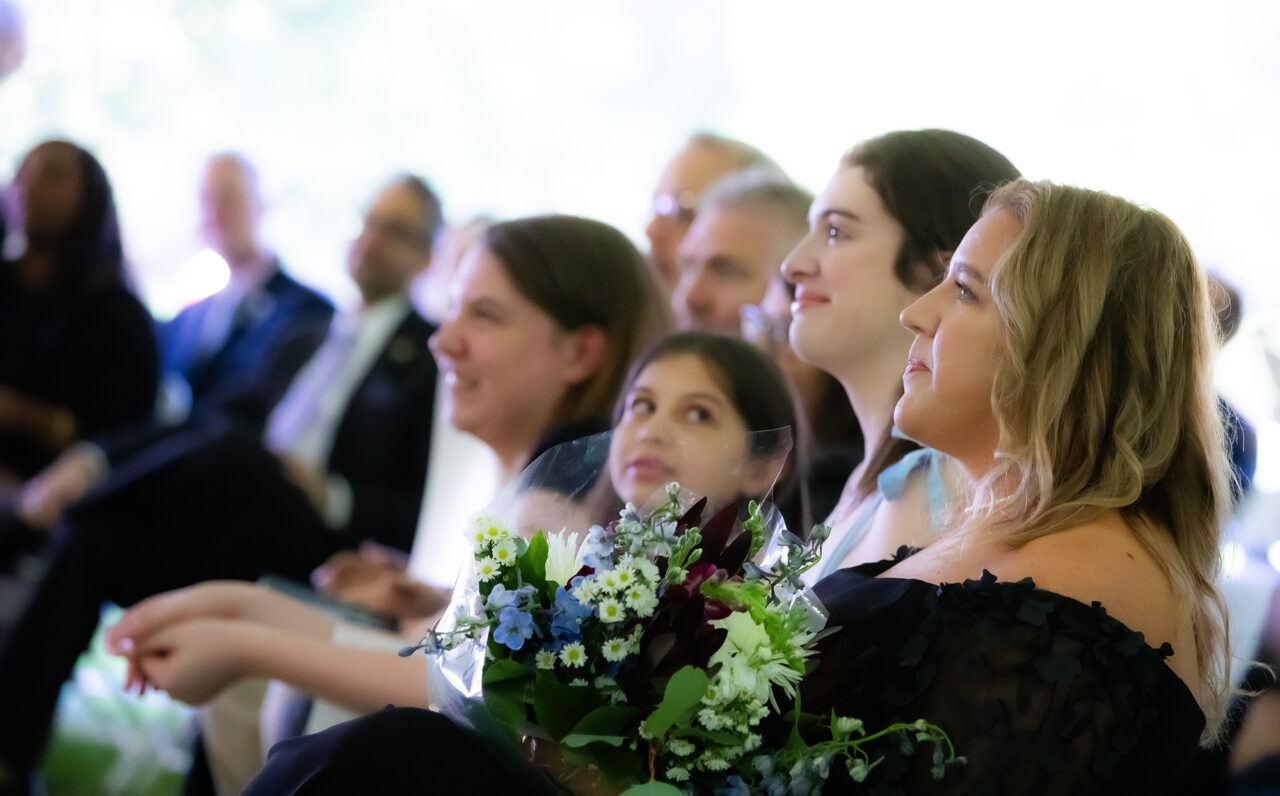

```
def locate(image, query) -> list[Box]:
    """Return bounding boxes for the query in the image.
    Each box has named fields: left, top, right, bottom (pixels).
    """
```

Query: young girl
left=106, top=332, right=800, bottom=721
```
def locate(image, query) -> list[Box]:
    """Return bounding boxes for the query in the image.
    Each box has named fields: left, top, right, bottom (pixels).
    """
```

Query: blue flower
left=551, top=586, right=591, bottom=640
left=486, top=583, right=534, bottom=611
left=493, top=606, right=535, bottom=650
left=581, top=525, right=613, bottom=570
left=715, top=775, right=750, bottom=796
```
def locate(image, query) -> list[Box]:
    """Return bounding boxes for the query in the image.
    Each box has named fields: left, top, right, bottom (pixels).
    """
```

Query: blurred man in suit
left=159, top=154, right=333, bottom=417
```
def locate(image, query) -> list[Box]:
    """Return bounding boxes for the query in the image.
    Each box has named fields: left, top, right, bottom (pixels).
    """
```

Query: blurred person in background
left=0, top=174, right=444, bottom=796
left=0, top=140, right=157, bottom=554
left=158, top=153, right=333, bottom=420
left=644, top=132, right=777, bottom=298
left=670, top=166, right=810, bottom=338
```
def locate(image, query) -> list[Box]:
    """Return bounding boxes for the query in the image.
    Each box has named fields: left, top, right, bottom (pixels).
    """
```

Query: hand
left=108, top=581, right=262, bottom=656
left=314, top=545, right=449, bottom=619
left=278, top=454, right=328, bottom=513
left=18, top=446, right=104, bottom=529
left=121, top=617, right=260, bottom=705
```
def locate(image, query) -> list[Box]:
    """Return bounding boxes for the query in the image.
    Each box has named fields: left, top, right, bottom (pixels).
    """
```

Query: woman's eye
left=955, top=280, right=976, bottom=302
left=824, top=224, right=845, bottom=243
left=684, top=405, right=712, bottom=424
left=627, top=397, right=654, bottom=416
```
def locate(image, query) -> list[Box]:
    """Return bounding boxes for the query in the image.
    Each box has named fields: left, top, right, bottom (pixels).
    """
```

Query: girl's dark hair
left=20, top=140, right=126, bottom=295
left=841, top=129, right=1020, bottom=499
left=482, top=215, right=671, bottom=427
left=615, top=331, right=803, bottom=519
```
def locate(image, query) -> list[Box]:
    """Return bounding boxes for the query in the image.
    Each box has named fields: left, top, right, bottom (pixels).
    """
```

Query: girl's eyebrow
left=682, top=391, right=730, bottom=408
left=810, top=207, right=862, bottom=226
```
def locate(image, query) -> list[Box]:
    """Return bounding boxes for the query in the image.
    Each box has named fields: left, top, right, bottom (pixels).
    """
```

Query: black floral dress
left=803, top=551, right=1206, bottom=794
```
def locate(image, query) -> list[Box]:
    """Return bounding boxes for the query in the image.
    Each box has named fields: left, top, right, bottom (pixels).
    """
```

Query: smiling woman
left=429, top=215, right=671, bottom=485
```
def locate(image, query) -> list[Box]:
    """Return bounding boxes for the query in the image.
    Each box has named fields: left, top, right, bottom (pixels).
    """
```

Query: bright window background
left=3, top=0, right=1280, bottom=499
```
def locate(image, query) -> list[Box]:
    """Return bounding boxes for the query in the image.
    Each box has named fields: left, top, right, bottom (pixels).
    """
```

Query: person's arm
left=121, top=617, right=429, bottom=713
left=107, top=580, right=337, bottom=652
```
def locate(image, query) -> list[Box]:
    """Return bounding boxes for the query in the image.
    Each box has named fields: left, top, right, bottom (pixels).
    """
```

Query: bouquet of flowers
left=409, top=432, right=961, bottom=794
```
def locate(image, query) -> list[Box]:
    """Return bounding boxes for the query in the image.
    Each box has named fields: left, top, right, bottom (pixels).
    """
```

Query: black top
left=802, top=551, right=1207, bottom=795
left=0, top=276, right=158, bottom=477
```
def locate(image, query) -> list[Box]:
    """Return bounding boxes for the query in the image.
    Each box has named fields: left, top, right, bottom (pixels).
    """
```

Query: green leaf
left=561, top=739, right=644, bottom=785
left=619, top=782, right=686, bottom=796
left=519, top=532, right=549, bottom=593
left=641, top=665, right=709, bottom=740
left=561, top=733, right=627, bottom=748
left=560, top=705, right=640, bottom=748
left=482, top=681, right=530, bottom=731
left=533, top=673, right=607, bottom=741
left=482, top=658, right=531, bottom=685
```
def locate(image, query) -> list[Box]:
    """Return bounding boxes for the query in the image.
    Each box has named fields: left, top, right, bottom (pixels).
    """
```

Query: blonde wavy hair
left=972, top=180, right=1231, bottom=739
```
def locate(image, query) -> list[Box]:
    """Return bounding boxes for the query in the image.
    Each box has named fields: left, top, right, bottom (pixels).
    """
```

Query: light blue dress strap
left=811, top=491, right=883, bottom=583
left=810, top=434, right=949, bottom=584
left=877, top=446, right=947, bottom=516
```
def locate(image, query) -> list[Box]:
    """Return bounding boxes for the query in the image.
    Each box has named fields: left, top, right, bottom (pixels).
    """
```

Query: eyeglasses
left=651, top=191, right=698, bottom=226
left=740, top=303, right=790, bottom=350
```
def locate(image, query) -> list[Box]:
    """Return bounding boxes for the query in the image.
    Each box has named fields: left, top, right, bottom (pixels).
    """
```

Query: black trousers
left=242, top=707, right=565, bottom=795
left=0, top=426, right=349, bottom=775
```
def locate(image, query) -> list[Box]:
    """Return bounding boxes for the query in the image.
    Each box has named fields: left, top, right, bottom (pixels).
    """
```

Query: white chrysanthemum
left=626, top=625, right=645, bottom=651
left=572, top=580, right=597, bottom=606
left=636, top=559, right=661, bottom=582
left=697, top=708, right=724, bottom=731
left=623, top=585, right=659, bottom=618
left=470, top=514, right=509, bottom=544
left=598, top=569, right=622, bottom=592
left=491, top=538, right=518, bottom=565
left=666, top=739, right=696, bottom=757
left=601, top=637, right=630, bottom=662
left=664, top=767, right=690, bottom=782
left=543, top=529, right=585, bottom=586
left=744, top=733, right=763, bottom=751
left=535, top=650, right=557, bottom=670
left=594, top=676, right=617, bottom=690
left=569, top=678, right=588, bottom=686
left=559, top=641, right=587, bottom=668
left=476, top=558, right=500, bottom=582
left=702, top=756, right=731, bottom=772
left=598, top=597, right=626, bottom=623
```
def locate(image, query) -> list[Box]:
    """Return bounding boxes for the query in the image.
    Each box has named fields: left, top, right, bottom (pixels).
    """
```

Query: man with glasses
left=0, top=175, right=443, bottom=792
left=645, top=132, right=777, bottom=298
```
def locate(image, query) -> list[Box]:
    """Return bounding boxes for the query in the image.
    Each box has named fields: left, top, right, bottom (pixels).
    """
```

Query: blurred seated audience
left=0, top=173, right=446, bottom=795
left=645, top=132, right=777, bottom=298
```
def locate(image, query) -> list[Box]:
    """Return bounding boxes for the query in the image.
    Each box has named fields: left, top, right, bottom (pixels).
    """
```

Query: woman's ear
left=559, top=324, right=608, bottom=386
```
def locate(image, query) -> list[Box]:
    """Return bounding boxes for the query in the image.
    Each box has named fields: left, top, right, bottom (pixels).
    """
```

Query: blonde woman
left=804, top=180, right=1231, bottom=792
